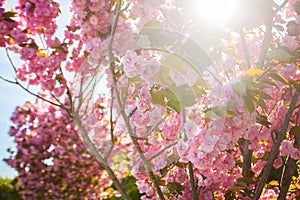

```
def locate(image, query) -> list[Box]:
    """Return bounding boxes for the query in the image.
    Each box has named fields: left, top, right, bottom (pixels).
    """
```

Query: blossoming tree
left=1, top=0, right=300, bottom=199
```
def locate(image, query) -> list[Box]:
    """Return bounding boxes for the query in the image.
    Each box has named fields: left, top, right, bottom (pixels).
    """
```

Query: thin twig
left=143, top=115, right=167, bottom=138
left=105, top=85, right=115, bottom=161
left=0, top=75, right=17, bottom=84
left=58, top=67, right=74, bottom=117
left=149, top=142, right=178, bottom=161
left=3, top=48, right=64, bottom=108
left=5, top=48, right=17, bottom=73
left=0, top=75, right=62, bottom=107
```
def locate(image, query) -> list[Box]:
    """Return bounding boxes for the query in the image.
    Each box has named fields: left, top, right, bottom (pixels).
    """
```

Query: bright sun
left=196, top=0, right=238, bottom=25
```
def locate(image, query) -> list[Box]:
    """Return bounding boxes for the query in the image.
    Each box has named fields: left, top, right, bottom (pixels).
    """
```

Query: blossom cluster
left=5, top=99, right=110, bottom=199
left=1, top=0, right=300, bottom=199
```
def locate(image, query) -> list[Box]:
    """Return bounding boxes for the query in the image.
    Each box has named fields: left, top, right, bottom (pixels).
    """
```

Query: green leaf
left=161, top=55, right=184, bottom=73
left=225, top=189, right=236, bottom=200
left=290, top=126, right=300, bottom=136
left=255, top=97, right=267, bottom=110
left=256, top=113, right=272, bottom=127
left=160, top=166, right=169, bottom=177
left=107, top=176, right=142, bottom=200
left=3, top=11, right=17, bottom=21
left=226, top=110, right=237, bottom=118
left=243, top=96, right=255, bottom=113
left=140, top=20, right=164, bottom=35
left=260, top=78, right=278, bottom=87
left=167, top=100, right=181, bottom=113
left=111, top=153, right=127, bottom=163
left=233, top=81, right=247, bottom=96
left=152, top=88, right=183, bottom=113
left=228, top=186, right=241, bottom=192
left=236, top=177, right=256, bottom=184
left=136, top=35, right=151, bottom=48
left=166, top=85, right=197, bottom=108
left=158, top=179, right=166, bottom=186
left=225, top=101, right=236, bottom=110
left=268, top=48, right=294, bottom=63
left=175, top=161, right=185, bottom=168
left=166, top=182, right=185, bottom=195
left=256, top=91, right=273, bottom=100
left=192, top=83, right=207, bottom=97
left=204, top=105, right=237, bottom=119
left=166, top=154, right=180, bottom=165
left=157, top=66, right=172, bottom=86
left=174, top=85, right=197, bottom=106
left=139, top=21, right=171, bottom=48
left=151, top=91, right=166, bottom=106
left=204, top=109, right=218, bottom=119
left=179, top=37, right=213, bottom=71
left=214, top=108, right=227, bottom=117
left=268, top=72, right=289, bottom=85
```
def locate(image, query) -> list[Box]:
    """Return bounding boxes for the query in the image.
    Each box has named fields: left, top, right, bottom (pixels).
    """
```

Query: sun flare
left=196, top=0, right=238, bottom=24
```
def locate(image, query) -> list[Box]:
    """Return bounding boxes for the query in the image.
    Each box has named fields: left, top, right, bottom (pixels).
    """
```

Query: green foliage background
left=0, top=177, right=22, bottom=200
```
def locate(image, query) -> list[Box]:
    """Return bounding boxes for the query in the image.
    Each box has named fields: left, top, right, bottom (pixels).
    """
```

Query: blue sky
left=0, top=49, right=35, bottom=178
left=0, top=0, right=72, bottom=178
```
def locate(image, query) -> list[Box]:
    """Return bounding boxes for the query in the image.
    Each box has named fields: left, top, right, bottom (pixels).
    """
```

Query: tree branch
left=239, top=30, right=251, bottom=69
left=2, top=48, right=68, bottom=109
left=253, top=89, right=299, bottom=200
left=107, top=1, right=165, bottom=199
left=238, top=138, right=253, bottom=178
left=104, top=86, right=115, bottom=161
left=256, top=11, right=274, bottom=69
left=278, top=135, right=300, bottom=200
left=182, top=111, right=198, bottom=200
left=73, top=113, right=131, bottom=200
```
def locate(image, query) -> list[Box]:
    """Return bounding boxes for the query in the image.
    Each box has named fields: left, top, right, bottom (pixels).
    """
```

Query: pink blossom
left=199, top=132, right=218, bottom=153
left=89, top=15, right=98, bottom=26
left=188, top=147, right=202, bottom=162
left=138, top=86, right=151, bottom=102
left=149, top=106, right=162, bottom=125
left=169, top=70, right=186, bottom=87
left=122, top=51, right=145, bottom=78
left=137, top=180, right=150, bottom=194
left=140, top=59, right=160, bottom=84
left=280, top=139, right=295, bottom=156
left=183, top=64, right=198, bottom=86
left=291, top=148, right=300, bottom=160
left=282, top=36, right=299, bottom=50
left=184, top=121, right=198, bottom=139
left=176, top=139, right=189, bottom=162
left=273, top=156, right=283, bottom=169
left=260, top=188, right=279, bottom=200
left=132, top=110, right=150, bottom=126
left=137, top=86, right=152, bottom=112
